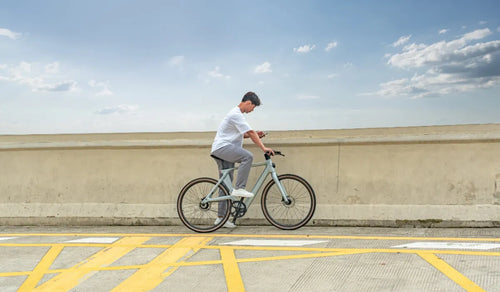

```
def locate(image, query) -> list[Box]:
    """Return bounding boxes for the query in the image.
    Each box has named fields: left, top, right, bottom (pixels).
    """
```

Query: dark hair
left=242, top=91, right=261, bottom=106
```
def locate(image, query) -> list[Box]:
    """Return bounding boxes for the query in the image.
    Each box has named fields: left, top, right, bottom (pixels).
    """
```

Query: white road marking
left=393, top=242, right=500, bottom=250
left=0, top=237, right=17, bottom=241
left=222, top=239, right=328, bottom=247
left=65, top=237, right=119, bottom=243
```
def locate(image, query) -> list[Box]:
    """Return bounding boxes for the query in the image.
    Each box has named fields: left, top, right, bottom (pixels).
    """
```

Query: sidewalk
left=1, top=226, right=499, bottom=291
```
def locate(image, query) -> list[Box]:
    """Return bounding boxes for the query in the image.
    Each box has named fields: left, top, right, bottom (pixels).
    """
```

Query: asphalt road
left=1, top=226, right=499, bottom=291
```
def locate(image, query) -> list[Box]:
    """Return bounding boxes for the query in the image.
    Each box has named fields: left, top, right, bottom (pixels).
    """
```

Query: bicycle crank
left=230, top=200, right=247, bottom=219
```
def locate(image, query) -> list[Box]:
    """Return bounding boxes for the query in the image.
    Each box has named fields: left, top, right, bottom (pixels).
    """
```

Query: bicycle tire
left=261, top=174, right=316, bottom=230
left=177, top=177, right=231, bottom=233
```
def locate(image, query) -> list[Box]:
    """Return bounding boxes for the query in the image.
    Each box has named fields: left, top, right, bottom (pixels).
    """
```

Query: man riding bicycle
left=211, top=91, right=274, bottom=227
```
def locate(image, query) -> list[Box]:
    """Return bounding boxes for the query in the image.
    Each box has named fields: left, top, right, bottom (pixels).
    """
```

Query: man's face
left=243, top=101, right=256, bottom=113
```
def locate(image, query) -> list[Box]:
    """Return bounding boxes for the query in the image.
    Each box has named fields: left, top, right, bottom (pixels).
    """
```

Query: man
left=211, top=91, right=274, bottom=227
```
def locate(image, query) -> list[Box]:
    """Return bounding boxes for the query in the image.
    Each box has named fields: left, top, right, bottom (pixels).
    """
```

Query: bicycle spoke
left=177, top=178, right=231, bottom=232
left=261, top=174, right=316, bottom=230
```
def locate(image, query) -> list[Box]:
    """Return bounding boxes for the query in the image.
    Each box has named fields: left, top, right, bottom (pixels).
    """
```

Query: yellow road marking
left=204, top=245, right=500, bottom=256
left=0, top=250, right=392, bottom=279
left=0, top=247, right=499, bottom=279
left=0, top=233, right=498, bottom=291
left=220, top=247, right=245, bottom=292
left=236, top=250, right=371, bottom=263
left=0, top=247, right=498, bottom=279
left=2, top=242, right=499, bottom=257
left=18, top=244, right=64, bottom=291
left=111, top=236, right=212, bottom=292
left=1, top=232, right=500, bottom=242
left=32, top=236, right=150, bottom=292
left=418, top=252, right=486, bottom=292
left=0, top=271, right=31, bottom=277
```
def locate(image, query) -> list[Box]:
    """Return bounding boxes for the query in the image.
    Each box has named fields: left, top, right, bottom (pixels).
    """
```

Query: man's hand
left=246, top=130, right=273, bottom=155
left=263, top=147, right=275, bottom=156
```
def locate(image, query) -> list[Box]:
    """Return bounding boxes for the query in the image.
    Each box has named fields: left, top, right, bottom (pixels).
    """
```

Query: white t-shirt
left=211, top=106, right=252, bottom=153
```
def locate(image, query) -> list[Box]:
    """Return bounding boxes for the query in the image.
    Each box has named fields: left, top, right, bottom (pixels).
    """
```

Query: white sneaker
left=232, top=189, right=254, bottom=198
left=214, top=217, right=236, bottom=228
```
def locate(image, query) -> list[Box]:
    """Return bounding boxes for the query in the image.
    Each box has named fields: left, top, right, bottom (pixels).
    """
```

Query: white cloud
left=95, top=104, right=138, bottom=115
left=294, top=44, right=316, bottom=53
left=393, top=35, right=411, bottom=47
left=388, top=28, right=495, bottom=68
left=327, top=73, right=338, bottom=79
left=0, top=61, right=79, bottom=92
left=0, top=28, right=21, bottom=39
left=343, top=62, right=354, bottom=69
left=208, top=66, right=230, bottom=79
left=89, top=80, right=113, bottom=96
left=439, top=29, right=448, bottom=34
left=35, top=80, right=78, bottom=92
left=377, top=73, right=500, bottom=99
left=378, top=28, right=500, bottom=98
left=463, top=28, right=492, bottom=40
left=325, top=41, right=338, bottom=51
left=254, top=62, right=272, bottom=74
left=168, top=55, right=184, bottom=67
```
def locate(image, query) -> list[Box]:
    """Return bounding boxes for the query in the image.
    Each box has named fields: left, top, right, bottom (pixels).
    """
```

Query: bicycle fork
left=270, top=170, right=291, bottom=204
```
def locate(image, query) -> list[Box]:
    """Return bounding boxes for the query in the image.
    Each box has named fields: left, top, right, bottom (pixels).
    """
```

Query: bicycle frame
left=201, top=156, right=290, bottom=208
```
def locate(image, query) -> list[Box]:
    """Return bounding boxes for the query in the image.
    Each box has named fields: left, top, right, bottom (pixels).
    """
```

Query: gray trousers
left=212, top=144, right=254, bottom=190
left=212, top=145, right=254, bottom=217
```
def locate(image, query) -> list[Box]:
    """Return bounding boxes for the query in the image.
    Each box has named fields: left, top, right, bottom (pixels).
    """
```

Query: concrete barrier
left=1, top=124, right=499, bottom=227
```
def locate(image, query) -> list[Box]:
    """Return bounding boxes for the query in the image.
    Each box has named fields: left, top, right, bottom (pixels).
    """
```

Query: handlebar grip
left=264, top=150, right=284, bottom=160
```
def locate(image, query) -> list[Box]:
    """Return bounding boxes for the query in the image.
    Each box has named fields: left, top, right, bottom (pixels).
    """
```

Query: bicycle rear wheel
left=261, top=174, right=316, bottom=230
left=177, top=177, right=231, bottom=233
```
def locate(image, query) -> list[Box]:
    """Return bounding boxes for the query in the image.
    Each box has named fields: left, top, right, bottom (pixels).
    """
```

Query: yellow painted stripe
left=0, top=246, right=498, bottom=280
left=111, top=236, right=212, bottom=292
left=0, top=243, right=116, bottom=248
left=33, top=236, right=150, bottom=292
left=1, top=232, right=499, bottom=242
left=0, top=247, right=499, bottom=280
left=208, top=245, right=500, bottom=257
left=418, top=252, right=485, bottom=292
left=220, top=247, right=245, bottom=292
left=18, top=244, right=64, bottom=291
left=0, top=251, right=379, bottom=280
left=1, top=242, right=499, bottom=257
left=237, top=250, right=371, bottom=264
left=0, top=271, right=31, bottom=277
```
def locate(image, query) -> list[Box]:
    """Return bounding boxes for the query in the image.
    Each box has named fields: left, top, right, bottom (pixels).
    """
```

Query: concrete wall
left=1, top=124, right=499, bottom=227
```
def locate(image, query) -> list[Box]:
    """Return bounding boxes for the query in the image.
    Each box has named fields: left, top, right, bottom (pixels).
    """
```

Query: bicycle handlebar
left=264, top=150, right=284, bottom=160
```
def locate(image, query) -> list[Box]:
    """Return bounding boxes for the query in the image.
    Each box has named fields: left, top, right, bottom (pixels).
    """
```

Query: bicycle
left=177, top=151, right=316, bottom=233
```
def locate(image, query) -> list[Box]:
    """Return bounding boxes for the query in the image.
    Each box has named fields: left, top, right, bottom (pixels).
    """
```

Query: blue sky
left=1, top=0, right=499, bottom=134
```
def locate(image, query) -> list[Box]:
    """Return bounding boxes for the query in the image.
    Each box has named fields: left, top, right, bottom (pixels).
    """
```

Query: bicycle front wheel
left=261, top=174, right=316, bottom=230
left=177, top=177, right=231, bottom=233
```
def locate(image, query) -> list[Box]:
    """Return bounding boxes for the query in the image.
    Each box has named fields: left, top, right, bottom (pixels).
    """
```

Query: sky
left=1, top=0, right=499, bottom=134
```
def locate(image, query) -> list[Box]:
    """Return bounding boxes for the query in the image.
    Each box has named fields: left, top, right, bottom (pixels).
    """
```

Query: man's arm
left=244, top=130, right=265, bottom=139
left=245, top=130, right=274, bottom=154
